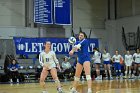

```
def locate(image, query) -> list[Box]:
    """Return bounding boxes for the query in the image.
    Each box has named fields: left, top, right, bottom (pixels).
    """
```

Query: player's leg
left=138, top=63, right=140, bottom=78
left=128, top=66, right=132, bottom=78
left=14, top=71, right=19, bottom=83
left=104, top=62, right=107, bottom=78
left=9, top=71, right=13, bottom=83
left=83, top=61, right=92, bottom=93
left=95, top=63, right=100, bottom=80
left=118, top=63, right=122, bottom=78
left=134, top=63, right=137, bottom=77
left=114, top=62, right=118, bottom=78
left=125, top=66, right=128, bottom=78
left=107, top=63, right=113, bottom=79
left=40, top=67, right=49, bottom=93
left=50, top=68, right=63, bottom=93
left=71, top=63, right=83, bottom=93
left=131, top=64, right=135, bottom=78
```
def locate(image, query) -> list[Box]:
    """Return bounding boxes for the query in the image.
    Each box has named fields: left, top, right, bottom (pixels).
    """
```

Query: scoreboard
left=34, top=0, right=71, bottom=25
left=34, top=0, right=53, bottom=24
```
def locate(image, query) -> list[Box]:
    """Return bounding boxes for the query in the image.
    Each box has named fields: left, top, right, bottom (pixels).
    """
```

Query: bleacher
left=0, top=59, right=4, bottom=75
left=0, top=55, right=117, bottom=83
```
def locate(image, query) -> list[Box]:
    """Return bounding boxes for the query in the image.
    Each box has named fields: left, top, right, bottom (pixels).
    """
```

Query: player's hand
left=40, top=62, right=44, bottom=67
left=69, top=50, right=74, bottom=55
left=57, top=64, right=61, bottom=71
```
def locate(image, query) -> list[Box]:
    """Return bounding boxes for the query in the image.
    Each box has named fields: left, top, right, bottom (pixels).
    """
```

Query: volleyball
left=68, top=37, right=76, bottom=45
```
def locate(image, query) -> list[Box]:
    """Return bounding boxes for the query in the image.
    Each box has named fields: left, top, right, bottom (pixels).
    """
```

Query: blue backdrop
left=13, top=37, right=99, bottom=54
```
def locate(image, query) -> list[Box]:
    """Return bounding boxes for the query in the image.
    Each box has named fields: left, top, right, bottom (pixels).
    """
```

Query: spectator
left=8, top=59, right=19, bottom=83
left=61, top=56, right=71, bottom=70
left=61, top=56, right=72, bottom=78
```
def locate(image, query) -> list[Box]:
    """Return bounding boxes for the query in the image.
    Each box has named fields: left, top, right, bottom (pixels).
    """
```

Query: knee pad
left=74, top=76, right=80, bottom=81
left=96, top=69, right=100, bottom=72
left=55, top=79, right=60, bottom=83
left=86, top=75, right=91, bottom=81
left=105, top=70, right=107, bottom=73
left=133, top=70, right=136, bottom=73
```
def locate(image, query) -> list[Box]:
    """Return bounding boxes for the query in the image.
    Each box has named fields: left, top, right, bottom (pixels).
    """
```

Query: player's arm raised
left=69, top=39, right=85, bottom=55
left=69, top=44, right=81, bottom=55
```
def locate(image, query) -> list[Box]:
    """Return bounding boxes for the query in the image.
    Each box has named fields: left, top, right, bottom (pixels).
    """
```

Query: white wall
left=0, top=0, right=25, bottom=26
left=117, top=0, right=140, bottom=18
left=1, top=0, right=140, bottom=56
left=105, top=15, right=140, bottom=55
left=73, top=0, right=107, bottom=29
left=64, top=0, right=108, bottom=51
left=0, top=27, right=38, bottom=39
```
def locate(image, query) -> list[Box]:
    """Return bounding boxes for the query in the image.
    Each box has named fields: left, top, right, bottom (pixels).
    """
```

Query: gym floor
left=0, top=79, right=140, bottom=93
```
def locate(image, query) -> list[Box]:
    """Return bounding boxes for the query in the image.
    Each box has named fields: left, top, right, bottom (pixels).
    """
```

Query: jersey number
left=46, top=58, right=49, bottom=62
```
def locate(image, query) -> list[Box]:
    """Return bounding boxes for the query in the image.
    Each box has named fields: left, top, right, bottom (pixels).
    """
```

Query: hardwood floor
left=0, top=79, right=140, bottom=93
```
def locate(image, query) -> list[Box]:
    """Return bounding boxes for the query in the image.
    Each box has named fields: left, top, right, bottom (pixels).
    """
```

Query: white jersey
left=39, top=51, right=59, bottom=69
left=133, top=53, right=140, bottom=63
left=92, top=51, right=101, bottom=63
left=125, top=54, right=133, bottom=66
left=112, top=54, right=123, bottom=63
left=102, top=53, right=111, bottom=61
left=62, top=62, right=71, bottom=69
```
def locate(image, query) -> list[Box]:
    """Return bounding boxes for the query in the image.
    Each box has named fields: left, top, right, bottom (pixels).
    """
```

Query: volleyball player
left=39, top=41, right=63, bottom=93
left=102, top=49, right=113, bottom=79
left=92, top=48, right=102, bottom=80
left=112, top=50, right=124, bottom=79
left=133, top=49, right=140, bottom=78
left=124, top=50, right=133, bottom=78
left=69, top=32, right=92, bottom=93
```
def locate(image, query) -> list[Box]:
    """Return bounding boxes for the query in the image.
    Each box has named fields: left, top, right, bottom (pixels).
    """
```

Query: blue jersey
left=9, top=64, right=19, bottom=70
left=75, top=39, right=90, bottom=64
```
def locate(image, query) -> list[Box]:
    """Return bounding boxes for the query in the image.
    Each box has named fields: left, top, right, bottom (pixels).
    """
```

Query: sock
left=71, top=87, right=76, bottom=91
left=129, top=70, right=131, bottom=75
left=57, top=87, right=62, bottom=91
left=10, top=79, right=13, bottom=82
left=88, top=88, right=92, bottom=92
left=133, top=70, right=136, bottom=74
left=109, top=70, right=112, bottom=77
left=105, top=70, right=107, bottom=76
left=125, top=71, right=127, bottom=76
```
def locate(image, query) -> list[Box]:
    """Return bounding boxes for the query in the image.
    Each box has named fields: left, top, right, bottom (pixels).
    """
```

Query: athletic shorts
left=114, top=62, right=121, bottom=70
left=125, top=61, right=132, bottom=66
left=134, top=62, right=140, bottom=64
left=78, top=56, right=90, bottom=65
left=104, top=61, right=111, bottom=64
